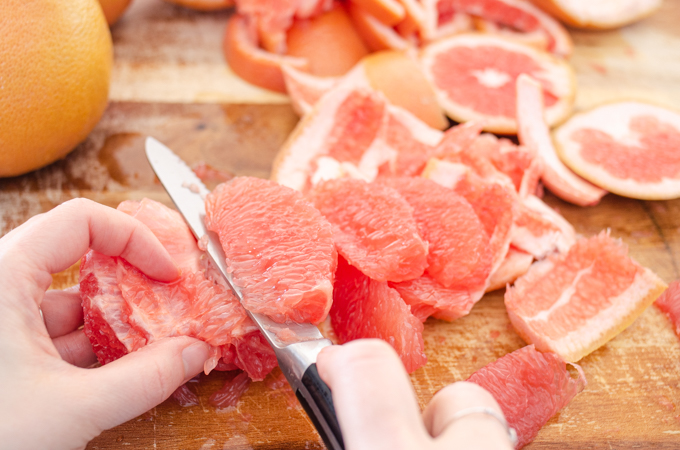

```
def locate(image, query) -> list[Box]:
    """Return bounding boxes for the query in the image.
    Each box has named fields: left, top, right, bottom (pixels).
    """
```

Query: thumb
left=83, top=336, right=209, bottom=432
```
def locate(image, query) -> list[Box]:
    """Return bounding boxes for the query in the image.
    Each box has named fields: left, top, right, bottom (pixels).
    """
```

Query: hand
left=317, top=339, right=515, bottom=450
left=0, top=199, right=210, bottom=450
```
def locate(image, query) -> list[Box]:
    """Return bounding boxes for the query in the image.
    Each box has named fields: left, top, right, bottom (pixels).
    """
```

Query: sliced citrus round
left=378, top=176, right=490, bottom=288
left=285, top=3, right=370, bottom=76
left=468, top=345, right=586, bottom=449
left=205, top=177, right=336, bottom=324
left=331, top=256, right=427, bottom=373
left=420, top=33, right=575, bottom=134
left=309, top=178, right=428, bottom=282
left=528, top=0, right=662, bottom=30
left=223, top=13, right=308, bottom=93
left=517, top=74, right=607, bottom=206
left=505, top=231, right=667, bottom=362
left=553, top=101, right=680, bottom=201
left=655, top=281, right=680, bottom=338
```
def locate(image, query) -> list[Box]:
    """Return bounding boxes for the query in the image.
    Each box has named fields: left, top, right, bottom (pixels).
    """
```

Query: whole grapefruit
left=0, top=0, right=112, bottom=178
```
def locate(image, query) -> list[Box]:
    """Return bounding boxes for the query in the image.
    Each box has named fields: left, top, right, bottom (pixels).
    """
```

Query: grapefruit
left=281, top=64, right=340, bottom=115
left=655, top=281, right=680, bottom=338
left=505, top=231, right=667, bottom=362
left=510, top=194, right=575, bottom=259
left=553, top=101, right=680, bottom=201
left=330, top=256, right=427, bottom=373
left=209, top=371, right=252, bottom=410
left=391, top=275, right=476, bottom=322
left=378, top=177, right=491, bottom=289
left=80, top=199, right=277, bottom=380
left=419, top=33, right=575, bottom=134
left=0, top=0, right=112, bottom=178
left=285, top=3, right=370, bottom=77
left=421, top=0, right=472, bottom=42
left=309, top=178, right=428, bottom=282
left=350, top=0, right=406, bottom=25
left=516, top=74, right=607, bottom=206
left=161, top=0, right=234, bottom=11
left=486, top=247, right=534, bottom=292
left=204, top=177, right=336, bottom=324
left=467, top=345, right=586, bottom=449
left=527, top=0, right=662, bottom=30
left=348, top=3, right=411, bottom=51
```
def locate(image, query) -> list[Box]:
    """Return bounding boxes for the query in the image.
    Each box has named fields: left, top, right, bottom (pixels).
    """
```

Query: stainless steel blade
left=144, top=137, right=327, bottom=350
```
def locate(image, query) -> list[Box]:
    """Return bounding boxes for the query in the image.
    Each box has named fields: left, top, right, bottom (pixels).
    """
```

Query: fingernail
left=182, top=341, right=209, bottom=381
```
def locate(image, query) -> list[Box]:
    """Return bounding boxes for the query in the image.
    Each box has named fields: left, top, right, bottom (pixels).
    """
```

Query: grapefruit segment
left=420, top=33, right=575, bottom=134
left=510, top=194, right=575, bottom=259
left=468, top=345, right=586, bottom=449
left=505, top=231, right=667, bottom=362
left=348, top=3, right=410, bottom=51
left=80, top=199, right=275, bottom=380
left=487, top=247, right=534, bottom=292
left=655, top=281, right=680, bottom=338
left=553, top=101, right=680, bottom=201
left=331, top=256, right=427, bottom=372
left=528, top=0, right=662, bottom=30
left=223, top=13, right=308, bottom=93
left=378, top=176, right=490, bottom=288
left=204, top=177, right=336, bottom=324
left=391, top=274, right=476, bottom=322
left=309, top=178, right=428, bottom=282
left=517, top=74, right=606, bottom=206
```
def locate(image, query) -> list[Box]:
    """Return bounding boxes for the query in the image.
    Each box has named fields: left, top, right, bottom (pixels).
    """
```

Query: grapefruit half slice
left=420, top=33, right=575, bottom=134
left=528, top=0, right=662, bottom=30
left=517, top=74, right=607, bottom=206
left=468, top=345, right=586, bottom=449
left=554, top=101, right=680, bottom=201
left=505, top=231, right=667, bottom=362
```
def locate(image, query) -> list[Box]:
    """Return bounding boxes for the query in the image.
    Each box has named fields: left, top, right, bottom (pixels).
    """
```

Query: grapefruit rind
left=505, top=233, right=667, bottom=362
left=516, top=74, right=606, bottom=206
left=553, top=101, right=680, bottom=201
left=419, top=33, right=575, bottom=134
left=528, top=0, right=662, bottom=30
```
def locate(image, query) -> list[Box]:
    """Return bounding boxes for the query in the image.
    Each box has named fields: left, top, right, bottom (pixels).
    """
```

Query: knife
left=145, top=137, right=345, bottom=450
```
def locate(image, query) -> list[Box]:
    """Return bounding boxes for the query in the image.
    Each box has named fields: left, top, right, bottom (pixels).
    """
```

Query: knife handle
left=295, top=363, right=345, bottom=450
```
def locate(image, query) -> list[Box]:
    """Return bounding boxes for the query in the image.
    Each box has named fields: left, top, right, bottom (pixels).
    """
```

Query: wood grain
left=1, top=0, right=680, bottom=449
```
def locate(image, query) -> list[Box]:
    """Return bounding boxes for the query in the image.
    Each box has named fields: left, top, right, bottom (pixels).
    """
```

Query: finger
left=41, top=289, right=83, bottom=338
left=0, top=199, right=180, bottom=303
left=316, top=339, right=429, bottom=450
left=423, top=381, right=514, bottom=449
left=83, top=337, right=209, bottom=432
left=53, top=329, right=98, bottom=368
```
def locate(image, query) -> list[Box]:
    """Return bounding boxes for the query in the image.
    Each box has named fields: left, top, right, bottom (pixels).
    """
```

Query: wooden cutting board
left=2, top=0, right=680, bottom=448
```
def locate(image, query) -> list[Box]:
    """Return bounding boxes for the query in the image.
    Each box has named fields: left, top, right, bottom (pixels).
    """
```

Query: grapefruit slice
left=553, top=101, right=680, bottom=201
left=80, top=199, right=277, bottom=380
left=421, top=0, right=473, bottom=42
left=655, top=281, right=680, bottom=338
left=528, top=0, right=662, bottom=30
left=379, top=176, right=491, bottom=288
left=223, top=13, right=308, bottom=93
left=205, top=177, right=336, bottom=324
left=517, top=74, right=607, bottom=206
left=486, top=246, right=534, bottom=291
left=391, top=274, right=476, bottom=322
left=510, top=194, right=575, bottom=259
left=467, top=345, right=586, bottom=449
left=331, top=256, right=427, bottom=373
left=350, top=0, right=406, bottom=25
left=420, top=33, right=575, bottom=134
left=348, top=3, right=411, bottom=51
left=505, top=231, right=667, bottom=362
left=285, top=3, right=370, bottom=76
left=309, top=178, right=428, bottom=282
left=281, top=65, right=340, bottom=116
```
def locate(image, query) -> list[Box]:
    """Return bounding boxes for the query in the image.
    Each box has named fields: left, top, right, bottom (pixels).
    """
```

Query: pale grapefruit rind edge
left=553, top=101, right=680, bottom=200
left=528, top=0, right=662, bottom=30
left=507, top=265, right=667, bottom=363
left=419, top=33, right=576, bottom=135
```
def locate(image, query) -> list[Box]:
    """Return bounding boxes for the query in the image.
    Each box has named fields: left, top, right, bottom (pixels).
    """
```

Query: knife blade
left=145, top=137, right=344, bottom=450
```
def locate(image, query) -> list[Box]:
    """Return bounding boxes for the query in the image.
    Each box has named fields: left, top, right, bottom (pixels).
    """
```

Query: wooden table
left=2, top=0, right=680, bottom=448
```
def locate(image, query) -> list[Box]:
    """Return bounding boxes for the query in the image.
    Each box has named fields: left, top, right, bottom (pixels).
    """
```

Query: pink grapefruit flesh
left=468, top=345, right=586, bottom=449
left=487, top=247, right=534, bottom=292
left=391, top=274, right=477, bottom=322
left=655, top=280, right=680, bottom=338
left=205, top=177, right=336, bottom=324
left=505, top=231, right=667, bottom=362
left=554, top=101, right=680, bottom=200
left=309, top=178, right=428, bottom=282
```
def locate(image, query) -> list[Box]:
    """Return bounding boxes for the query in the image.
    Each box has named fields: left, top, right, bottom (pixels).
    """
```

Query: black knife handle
left=295, top=363, right=345, bottom=450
